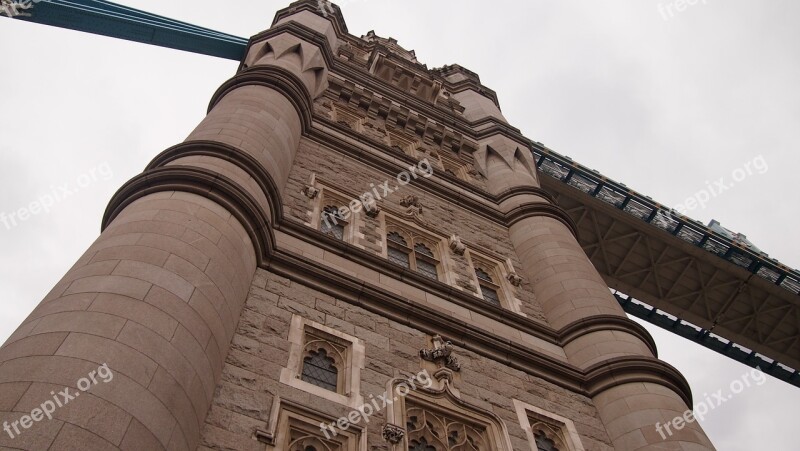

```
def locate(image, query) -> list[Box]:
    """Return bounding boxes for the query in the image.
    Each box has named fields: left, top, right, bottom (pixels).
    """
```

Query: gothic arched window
left=320, top=205, right=346, bottom=240
left=474, top=267, right=501, bottom=306
left=534, top=430, right=559, bottom=451
left=385, top=228, right=441, bottom=281
left=405, top=404, right=487, bottom=451
left=301, top=348, right=339, bottom=392
left=387, top=231, right=411, bottom=268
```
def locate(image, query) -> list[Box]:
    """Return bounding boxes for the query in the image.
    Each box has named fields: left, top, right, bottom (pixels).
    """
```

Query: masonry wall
left=283, top=137, right=549, bottom=324
left=198, top=268, right=614, bottom=450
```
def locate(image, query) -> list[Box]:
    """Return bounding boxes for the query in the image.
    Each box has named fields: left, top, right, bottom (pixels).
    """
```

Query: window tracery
left=405, top=405, right=487, bottom=451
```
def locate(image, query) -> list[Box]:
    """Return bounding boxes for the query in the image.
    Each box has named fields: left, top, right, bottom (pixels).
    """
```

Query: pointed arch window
left=474, top=267, right=501, bottom=306
left=296, top=327, right=349, bottom=395
left=320, top=205, right=346, bottom=240
left=385, top=228, right=441, bottom=281
left=301, top=348, right=339, bottom=392
left=535, top=430, right=559, bottom=451
left=406, top=406, right=486, bottom=450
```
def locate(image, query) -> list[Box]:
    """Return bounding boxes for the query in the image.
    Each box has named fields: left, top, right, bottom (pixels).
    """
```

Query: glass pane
left=475, top=268, right=493, bottom=283
left=479, top=284, right=500, bottom=306
left=388, top=247, right=411, bottom=268
left=416, top=259, right=438, bottom=280
left=414, top=243, right=435, bottom=258
left=321, top=221, right=345, bottom=240
left=301, top=348, right=338, bottom=392
left=535, top=431, right=559, bottom=451
left=387, top=231, right=408, bottom=246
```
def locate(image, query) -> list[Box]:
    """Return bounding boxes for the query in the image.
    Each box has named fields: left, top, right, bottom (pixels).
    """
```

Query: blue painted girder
left=9, top=0, right=248, bottom=60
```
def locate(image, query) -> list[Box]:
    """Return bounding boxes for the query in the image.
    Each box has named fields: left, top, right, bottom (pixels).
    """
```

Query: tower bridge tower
left=0, top=1, right=715, bottom=450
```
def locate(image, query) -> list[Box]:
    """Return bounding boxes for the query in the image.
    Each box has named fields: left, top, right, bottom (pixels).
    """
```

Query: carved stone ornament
left=364, top=202, right=381, bottom=218
left=302, top=173, right=319, bottom=199
left=400, top=195, right=423, bottom=217
left=382, top=423, right=405, bottom=444
left=449, top=234, right=466, bottom=256
left=400, top=195, right=419, bottom=208
left=507, top=272, right=523, bottom=287
left=419, top=334, right=461, bottom=371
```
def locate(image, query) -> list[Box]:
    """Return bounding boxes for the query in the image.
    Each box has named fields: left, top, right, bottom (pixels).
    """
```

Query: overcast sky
left=1, top=1, right=798, bottom=449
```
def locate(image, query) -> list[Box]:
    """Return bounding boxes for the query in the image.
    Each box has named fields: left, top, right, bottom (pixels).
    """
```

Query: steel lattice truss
left=541, top=174, right=800, bottom=386
left=5, top=0, right=799, bottom=387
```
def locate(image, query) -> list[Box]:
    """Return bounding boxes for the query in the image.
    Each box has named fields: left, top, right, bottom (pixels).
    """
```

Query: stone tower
left=0, top=2, right=715, bottom=450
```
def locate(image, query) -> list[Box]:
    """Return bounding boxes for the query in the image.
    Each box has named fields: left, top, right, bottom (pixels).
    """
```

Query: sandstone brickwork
left=0, top=1, right=715, bottom=450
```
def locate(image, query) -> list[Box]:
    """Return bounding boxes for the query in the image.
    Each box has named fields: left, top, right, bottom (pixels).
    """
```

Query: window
left=535, top=431, right=559, bottom=451
left=406, top=404, right=487, bottom=450
left=301, top=348, right=338, bottom=392
left=280, top=315, right=365, bottom=408
left=320, top=205, right=346, bottom=240
left=256, top=398, right=364, bottom=450
left=384, top=378, right=512, bottom=451
left=387, top=232, right=411, bottom=268
left=474, top=267, right=501, bottom=306
left=512, top=400, right=585, bottom=451
left=385, top=228, right=441, bottom=281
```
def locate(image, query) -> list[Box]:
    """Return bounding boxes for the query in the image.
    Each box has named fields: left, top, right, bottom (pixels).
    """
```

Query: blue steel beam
left=8, top=0, right=248, bottom=60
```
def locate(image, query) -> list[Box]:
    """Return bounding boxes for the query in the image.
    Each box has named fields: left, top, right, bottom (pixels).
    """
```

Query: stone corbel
left=364, top=203, right=381, bottom=218
left=449, top=234, right=466, bottom=256
left=507, top=272, right=523, bottom=287
left=382, top=423, right=405, bottom=444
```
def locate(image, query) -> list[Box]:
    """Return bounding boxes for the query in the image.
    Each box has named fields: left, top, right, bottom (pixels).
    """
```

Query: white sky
left=1, top=1, right=799, bottom=449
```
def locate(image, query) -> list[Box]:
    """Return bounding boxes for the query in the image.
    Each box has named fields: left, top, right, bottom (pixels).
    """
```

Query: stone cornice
left=101, top=165, right=275, bottom=266
left=583, top=356, right=694, bottom=407
left=505, top=202, right=580, bottom=239
left=146, top=140, right=284, bottom=226
left=208, top=65, right=314, bottom=133
left=495, top=186, right=557, bottom=205
left=559, top=315, right=659, bottom=357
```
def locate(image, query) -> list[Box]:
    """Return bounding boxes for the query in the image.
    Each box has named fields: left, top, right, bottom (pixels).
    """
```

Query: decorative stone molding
left=254, top=428, right=274, bottom=444
left=449, top=234, right=466, bottom=255
left=507, top=272, right=523, bottom=287
left=433, top=367, right=455, bottom=385
left=382, top=423, right=405, bottom=444
left=419, top=334, right=461, bottom=371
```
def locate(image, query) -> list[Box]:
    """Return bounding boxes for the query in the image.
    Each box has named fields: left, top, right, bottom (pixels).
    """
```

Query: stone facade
left=0, top=1, right=715, bottom=450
